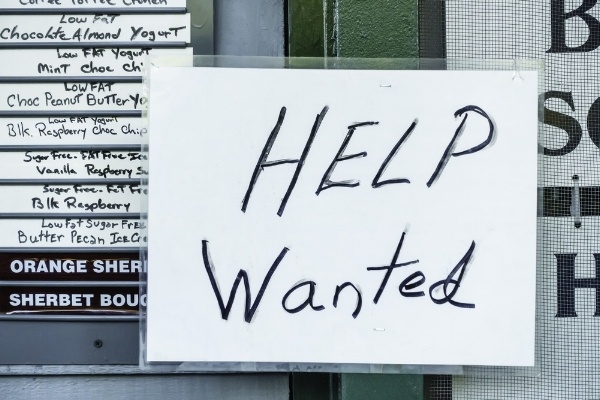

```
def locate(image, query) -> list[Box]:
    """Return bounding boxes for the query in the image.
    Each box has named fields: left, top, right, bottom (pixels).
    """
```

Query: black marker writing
left=0, top=26, right=122, bottom=41
left=427, top=105, right=495, bottom=187
left=201, top=240, right=289, bottom=323
left=367, top=231, right=420, bottom=304
left=399, top=271, right=426, bottom=297
left=429, top=241, right=476, bottom=308
left=129, top=26, right=186, bottom=41
left=372, top=119, right=417, bottom=188
left=282, top=281, right=325, bottom=314
left=333, top=282, right=362, bottom=318
left=199, top=234, right=476, bottom=321
left=316, top=121, right=378, bottom=195
left=241, top=106, right=329, bottom=216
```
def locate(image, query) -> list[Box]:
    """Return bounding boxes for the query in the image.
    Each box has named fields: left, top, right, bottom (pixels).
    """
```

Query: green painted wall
left=335, top=0, right=419, bottom=58
left=292, top=372, right=424, bottom=400
left=338, top=374, right=424, bottom=400
left=288, top=0, right=326, bottom=57
left=288, top=0, right=419, bottom=58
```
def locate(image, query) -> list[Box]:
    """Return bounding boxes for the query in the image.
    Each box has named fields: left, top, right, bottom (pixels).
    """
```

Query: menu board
left=0, top=6, right=191, bottom=316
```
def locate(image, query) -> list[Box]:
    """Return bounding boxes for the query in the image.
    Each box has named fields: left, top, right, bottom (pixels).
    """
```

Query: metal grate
left=420, top=1, right=600, bottom=398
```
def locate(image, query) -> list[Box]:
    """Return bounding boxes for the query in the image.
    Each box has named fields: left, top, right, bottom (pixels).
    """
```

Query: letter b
left=100, top=294, right=112, bottom=307
left=548, top=0, right=600, bottom=53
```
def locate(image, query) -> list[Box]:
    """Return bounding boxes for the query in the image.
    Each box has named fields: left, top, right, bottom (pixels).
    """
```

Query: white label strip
left=0, top=116, right=144, bottom=145
left=0, top=48, right=192, bottom=77
left=0, top=150, right=146, bottom=180
left=0, top=0, right=186, bottom=9
left=0, top=218, right=145, bottom=247
left=0, top=183, right=143, bottom=214
left=0, top=82, right=142, bottom=111
left=0, top=14, right=190, bottom=44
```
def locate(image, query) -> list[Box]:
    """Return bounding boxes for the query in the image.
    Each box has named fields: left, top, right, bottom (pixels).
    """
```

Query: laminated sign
left=146, top=66, right=538, bottom=367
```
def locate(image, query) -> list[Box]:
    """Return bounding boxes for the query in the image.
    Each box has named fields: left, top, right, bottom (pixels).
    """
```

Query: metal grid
left=421, top=1, right=600, bottom=399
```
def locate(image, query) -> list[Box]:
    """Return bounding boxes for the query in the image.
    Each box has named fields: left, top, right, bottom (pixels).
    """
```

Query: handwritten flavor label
left=0, top=48, right=192, bottom=77
left=0, top=82, right=142, bottom=111
left=0, top=150, right=146, bottom=179
left=0, top=251, right=141, bottom=281
left=2, top=218, right=145, bottom=247
left=146, top=67, right=538, bottom=366
left=0, top=0, right=186, bottom=9
left=0, top=286, right=142, bottom=315
left=0, top=1, right=194, bottom=320
left=0, top=14, right=190, bottom=44
left=1, top=116, right=144, bottom=145
left=0, top=183, right=143, bottom=214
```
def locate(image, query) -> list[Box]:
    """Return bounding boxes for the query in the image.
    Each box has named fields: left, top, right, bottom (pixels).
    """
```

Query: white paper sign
left=146, top=67, right=538, bottom=366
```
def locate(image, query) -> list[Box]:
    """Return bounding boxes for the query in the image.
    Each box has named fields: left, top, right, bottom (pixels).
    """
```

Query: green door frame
left=287, top=0, right=429, bottom=399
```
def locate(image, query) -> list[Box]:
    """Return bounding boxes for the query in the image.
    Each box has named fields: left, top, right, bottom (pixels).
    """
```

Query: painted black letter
left=587, top=96, right=600, bottom=150
left=542, top=91, right=582, bottom=156
left=548, top=0, right=600, bottom=53
left=555, top=253, right=600, bottom=317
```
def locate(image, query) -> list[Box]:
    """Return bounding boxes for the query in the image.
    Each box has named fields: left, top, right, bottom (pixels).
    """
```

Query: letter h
left=241, top=106, right=328, bottom=216
left=555, top=253, right=600, bottom=317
